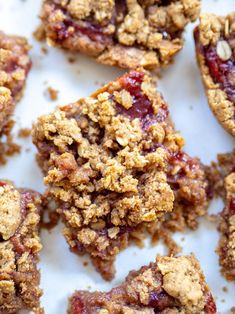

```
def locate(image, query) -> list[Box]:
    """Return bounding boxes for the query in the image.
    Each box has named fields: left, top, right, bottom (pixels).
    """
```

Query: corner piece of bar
left=0, top=181, right=43, bottom=313
left=32, top=70, right=209, bottom=280
left=68, top=255, right=216, bottom=314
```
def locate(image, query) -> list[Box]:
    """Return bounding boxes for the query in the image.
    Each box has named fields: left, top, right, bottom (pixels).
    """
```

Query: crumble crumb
left=45, top=86, right=59, bottom=101
left=41, top=46, right=48, bottom=55
left=222, top=286, right=228, bottom=293
left=18, top=127, right=31, bottom=138
left=194, top=13, right=235, bottom=136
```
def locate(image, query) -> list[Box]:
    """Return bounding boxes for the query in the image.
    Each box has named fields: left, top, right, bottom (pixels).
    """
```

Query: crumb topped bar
left=215, top=150, right=235, bottom=281
left=68, top=255, right=216, bottom=314
left=32, top=70, right=209, bottom=280
left=194, top=13, right=235, bottom=136
left=39, top=0, right=200, bottom=70
left=0, top=31, right=31, bottom=137
left=0, top=181, right=42, bottom=313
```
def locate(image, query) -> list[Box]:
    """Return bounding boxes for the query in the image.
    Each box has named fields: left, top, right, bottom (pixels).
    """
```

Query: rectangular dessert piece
left=0, top=31, right=31, bottom=137
left=39, top=0, right=200, bottom=70
left=215, top=150, right=235, bottom=281
left=0, top=181, right=42, bottom=313
left=32, top=70, right=209, bottom=280
left=68, top=255, right=216, bottom=314
left=194, top=13, right=235, bottom=136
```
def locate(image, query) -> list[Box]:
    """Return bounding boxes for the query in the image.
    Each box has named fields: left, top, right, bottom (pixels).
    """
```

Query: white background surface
left=0, top=0, right=234, bottom=313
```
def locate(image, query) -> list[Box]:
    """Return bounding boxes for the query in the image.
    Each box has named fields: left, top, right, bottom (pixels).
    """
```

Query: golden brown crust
left=68, top=255, right=216, bottom=314
left=32, top=70, right=209, bottom=280
left=39, top=0, right=201, bottom=70
left=194, top=13, right=235, bottom=136
left=0, top=181, right=43, bottom=313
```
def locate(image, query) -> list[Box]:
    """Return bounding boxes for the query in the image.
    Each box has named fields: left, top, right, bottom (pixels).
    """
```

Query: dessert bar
left=68, top=255, right=216, bottom=314
left=0, top=181, right=42, bottom=313
left=32, top=70, right=209, bottom=280
left=0, top=31, right=31, bottom=137
left=194, top=13, right=235, bottom=136
left=40, top=0, right=200, bottom=70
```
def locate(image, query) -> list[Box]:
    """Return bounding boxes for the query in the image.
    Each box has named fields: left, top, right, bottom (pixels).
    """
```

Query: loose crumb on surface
left=68, top=56, right=76, bottom=63
left=33, top=24, right=46, bottom=41
left=41, top=46, right=48, bottom=55
left=45, top=87, right=59, bottom=101
left=222, top=286, right=228, bottom=293
left=18, top=127, right=31, bottom=138
left=205, top=213, right=220, bottom=223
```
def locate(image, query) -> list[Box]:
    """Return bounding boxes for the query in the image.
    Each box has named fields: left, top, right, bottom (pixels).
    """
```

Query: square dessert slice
left=215, top=150, right=235, bottom=281
left=32, top=70, right=209, bottom=280
left=194, top=13, right=235, bottom=136
left=39, top=0, right=200, bottom=70
left=0, top=181, right=43, bottom=313
left=68, top=255, right=216, bottom=314
left=0, top=31, right=31, bottom=137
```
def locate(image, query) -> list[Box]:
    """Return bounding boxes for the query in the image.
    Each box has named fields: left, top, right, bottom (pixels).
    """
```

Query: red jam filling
left=204, top=292, right=217, bottom=314
left=70, top=296, right=86, bottom=314
left=166, top=152, right=200, bottom=193
left=148, top=291, right=176, bottom=311
left=229, top=197, right=235, bottom=213
left=56, top=18, right=112, bottom=45
left=4, top=60, right=18, bottom=73
left=116, top=71, right=169, bottom=130
left=169, top=151, right=198, bottom=172
left=194, top=28, right=235, bottom=104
